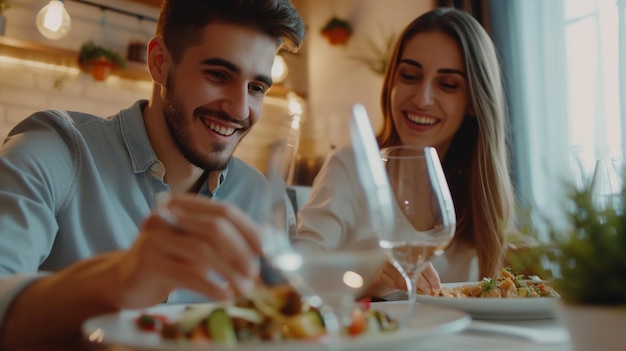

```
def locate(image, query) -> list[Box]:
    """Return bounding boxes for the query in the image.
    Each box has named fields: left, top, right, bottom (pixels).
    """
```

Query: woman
left=293, top=7, right=516, bottom=293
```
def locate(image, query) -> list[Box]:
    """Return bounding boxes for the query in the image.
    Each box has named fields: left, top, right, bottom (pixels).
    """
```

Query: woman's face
left=390, top=31, right=471, bottom=158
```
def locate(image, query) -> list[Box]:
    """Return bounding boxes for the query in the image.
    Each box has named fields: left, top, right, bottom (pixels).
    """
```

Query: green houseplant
left=551, top=186, right=626, bottom=305
left=350, top=29, right=397, bottom=76
left=0, top=0, right=13, bottom=14
left=543, top=183, right=626, bottom=350
left=77, top=41, right=126, bottom=81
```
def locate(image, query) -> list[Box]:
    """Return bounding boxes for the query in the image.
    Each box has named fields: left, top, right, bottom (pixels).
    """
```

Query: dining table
left=19, top=313, right=573, bottom=351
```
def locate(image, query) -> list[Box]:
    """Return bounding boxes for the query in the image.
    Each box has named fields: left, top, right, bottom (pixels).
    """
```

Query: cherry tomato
left=136, top=313, right=169, bottom=332
left=346, top=309, right=366, bottom=336
left=356, top=297, right=371, bottom=312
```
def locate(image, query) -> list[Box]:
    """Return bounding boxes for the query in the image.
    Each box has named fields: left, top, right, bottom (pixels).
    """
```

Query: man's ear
left=147, top=37, right=169, bottom=84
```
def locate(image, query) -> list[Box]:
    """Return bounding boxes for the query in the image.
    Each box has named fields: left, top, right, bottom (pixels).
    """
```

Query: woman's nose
left=412, top=82, right=435, bottom=107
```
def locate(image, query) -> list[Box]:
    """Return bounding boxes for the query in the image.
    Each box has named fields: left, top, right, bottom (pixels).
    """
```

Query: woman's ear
left=468, top=106, right=477, bottom=118
left=147, top=37, right=169, bottom=84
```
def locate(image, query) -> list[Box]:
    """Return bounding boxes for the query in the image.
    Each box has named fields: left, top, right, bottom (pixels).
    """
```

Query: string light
left=271, top=55, right=289, bottom=84
left=36, top=0, right=72, bottom=40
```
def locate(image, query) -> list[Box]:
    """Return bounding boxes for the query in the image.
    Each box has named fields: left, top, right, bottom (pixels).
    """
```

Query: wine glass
left=261, top=104, right=394, bottom=343
left=590, top=156, right=626, bottom=211
left=379, top=145, right=456, bottom=306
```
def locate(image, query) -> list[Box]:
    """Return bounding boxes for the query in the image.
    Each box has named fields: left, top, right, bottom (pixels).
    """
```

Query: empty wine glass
left=261, top=104, right=394, bottom=344
left=590, top=156, right=626, bottom=211
left=379, top=145, right=456, bottom=306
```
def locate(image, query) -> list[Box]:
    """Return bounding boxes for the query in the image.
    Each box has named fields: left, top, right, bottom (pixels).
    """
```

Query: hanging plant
left=321, top=17, right=352, bottom=45
left=77, top=41, right=126, bottom=81
left=350, top=29, right=397, bottom=76
left=0, top=0, right=14, bottom=16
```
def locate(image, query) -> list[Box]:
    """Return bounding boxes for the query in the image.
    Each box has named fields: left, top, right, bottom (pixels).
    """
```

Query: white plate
left=415, top=282, right=559, bottom=320
left=82, top=301, right=470, bottom=351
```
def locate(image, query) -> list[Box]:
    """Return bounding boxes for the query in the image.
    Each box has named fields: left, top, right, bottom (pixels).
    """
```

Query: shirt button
left=156, top=191, right=170, bottom=205
left=150, top=164, right=161, bottom=172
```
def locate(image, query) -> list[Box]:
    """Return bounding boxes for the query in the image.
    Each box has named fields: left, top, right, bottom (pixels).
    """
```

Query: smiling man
left=0, top=1, right=305, bottom=349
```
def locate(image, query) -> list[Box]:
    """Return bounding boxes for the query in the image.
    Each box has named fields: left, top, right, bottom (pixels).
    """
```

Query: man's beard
left=161, top=72, right=250, bottom=172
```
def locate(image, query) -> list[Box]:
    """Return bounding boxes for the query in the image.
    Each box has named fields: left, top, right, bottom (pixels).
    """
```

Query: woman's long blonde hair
left=377, top=8, right=516, bottom=278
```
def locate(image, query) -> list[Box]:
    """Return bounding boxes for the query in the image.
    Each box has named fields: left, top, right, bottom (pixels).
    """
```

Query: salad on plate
left=135, top=284, right=399, bottom=346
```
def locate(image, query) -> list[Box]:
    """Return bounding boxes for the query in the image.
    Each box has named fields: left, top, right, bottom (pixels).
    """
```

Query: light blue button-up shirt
left=0, top=100, right=275, bottom=330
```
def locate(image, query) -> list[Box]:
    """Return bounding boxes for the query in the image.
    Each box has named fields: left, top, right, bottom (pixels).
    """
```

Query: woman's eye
left=440, top=81, right=460, bottom=90
left=400, top=72, right=420, bottom=82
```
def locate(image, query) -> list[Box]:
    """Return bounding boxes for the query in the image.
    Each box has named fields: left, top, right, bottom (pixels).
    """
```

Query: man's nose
left=221, top=85, right=250, bottom=121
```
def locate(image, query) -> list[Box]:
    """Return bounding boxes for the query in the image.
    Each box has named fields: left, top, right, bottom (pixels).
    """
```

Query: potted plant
left=542, top=184, right=626, bottom=350
left=350, top=29, right=397, bottom=76
left=77, top=41, right=126, bottom=81
left=320, top=17, right=352, bottom=45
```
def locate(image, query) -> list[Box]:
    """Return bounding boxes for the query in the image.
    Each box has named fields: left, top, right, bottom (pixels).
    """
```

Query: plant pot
left=90, top=61, right=114, bottom=81
left=555, top=302, right=626, bottom=351
left=322, top=27, right=351, bottom=45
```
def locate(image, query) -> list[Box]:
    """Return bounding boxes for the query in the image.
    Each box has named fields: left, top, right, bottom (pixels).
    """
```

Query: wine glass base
left=380, top=290, right=409, bottom=301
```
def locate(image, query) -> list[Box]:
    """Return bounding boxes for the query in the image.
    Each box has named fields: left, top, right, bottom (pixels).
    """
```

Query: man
left=0, top=0, right=305, bottom=349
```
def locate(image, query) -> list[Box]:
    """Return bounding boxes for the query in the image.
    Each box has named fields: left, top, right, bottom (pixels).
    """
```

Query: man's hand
left=108, top=193, right=263, bottom=308
left=0, top=194, right=264, bottom=350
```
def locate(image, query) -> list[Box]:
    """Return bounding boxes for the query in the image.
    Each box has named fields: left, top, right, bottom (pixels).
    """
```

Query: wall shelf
left=0, top=36, right=295, bottom=97
left=128, top=0, right=162, bottom=8
left=0, top=36, right=151, bottom=81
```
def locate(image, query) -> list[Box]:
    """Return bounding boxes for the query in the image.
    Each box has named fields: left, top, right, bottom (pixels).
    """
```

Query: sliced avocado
left=206, top=307, right=237, bottom=346
left=366, top=313, right=381, bottom=334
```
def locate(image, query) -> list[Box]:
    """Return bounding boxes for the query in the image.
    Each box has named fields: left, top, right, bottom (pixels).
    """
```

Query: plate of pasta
left=415, top=269, right=561, bottom=320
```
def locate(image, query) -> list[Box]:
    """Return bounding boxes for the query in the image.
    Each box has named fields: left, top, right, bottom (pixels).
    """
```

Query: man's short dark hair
left=156, top=0, right=306, bottom=63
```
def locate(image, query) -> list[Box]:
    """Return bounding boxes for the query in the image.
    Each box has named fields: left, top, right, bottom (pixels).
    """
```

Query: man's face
left=161, top=22, right=277, bottom=171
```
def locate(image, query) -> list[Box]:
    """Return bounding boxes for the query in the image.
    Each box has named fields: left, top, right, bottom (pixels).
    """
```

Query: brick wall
left=0, top=59, right=152, bottom=139
left=0, top=58, right=292, bottom=173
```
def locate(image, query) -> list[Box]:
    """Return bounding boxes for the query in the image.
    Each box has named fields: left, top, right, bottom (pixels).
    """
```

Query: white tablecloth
left=414, top=318, right=572, bottom=351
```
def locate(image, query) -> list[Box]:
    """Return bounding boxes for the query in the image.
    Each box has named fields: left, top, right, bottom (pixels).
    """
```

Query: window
left=491, top=0, right=625, bottom=233
left=565, top=0, right=624, bottom=180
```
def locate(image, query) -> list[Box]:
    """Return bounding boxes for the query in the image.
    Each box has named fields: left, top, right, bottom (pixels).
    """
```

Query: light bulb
left=36, top=0, right=72, bottom=40
left=271, top=55, right=288, bottom=84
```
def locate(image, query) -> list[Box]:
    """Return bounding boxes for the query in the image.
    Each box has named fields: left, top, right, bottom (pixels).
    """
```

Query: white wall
left=302, top=0, right=434, bottom=153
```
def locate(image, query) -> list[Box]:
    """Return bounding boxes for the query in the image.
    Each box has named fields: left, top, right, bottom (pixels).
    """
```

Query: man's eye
left=249, top=84, right=267, bottom=95
left=206, top=70, right=228, bottom=81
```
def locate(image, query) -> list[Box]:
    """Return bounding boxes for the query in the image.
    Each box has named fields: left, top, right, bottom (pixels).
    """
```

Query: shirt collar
left=119, top=100, right=231, bottom=192
left=119, top=100, right=159, bottom=174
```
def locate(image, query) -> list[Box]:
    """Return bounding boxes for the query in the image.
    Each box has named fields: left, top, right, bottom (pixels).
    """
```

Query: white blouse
left=293, top=146, right=478, bottom=283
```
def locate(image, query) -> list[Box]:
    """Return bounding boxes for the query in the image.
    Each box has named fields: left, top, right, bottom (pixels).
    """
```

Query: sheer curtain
left=490, top=0, right=625, bottom=234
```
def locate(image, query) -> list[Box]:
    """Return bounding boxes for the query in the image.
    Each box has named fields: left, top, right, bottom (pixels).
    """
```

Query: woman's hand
left=361, top=260, right=442, bottom=299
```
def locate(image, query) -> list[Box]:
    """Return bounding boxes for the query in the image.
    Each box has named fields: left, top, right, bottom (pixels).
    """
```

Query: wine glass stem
left=404, top=264, right=428, bottom=317
left=408, top=272, right=420, bottom=303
